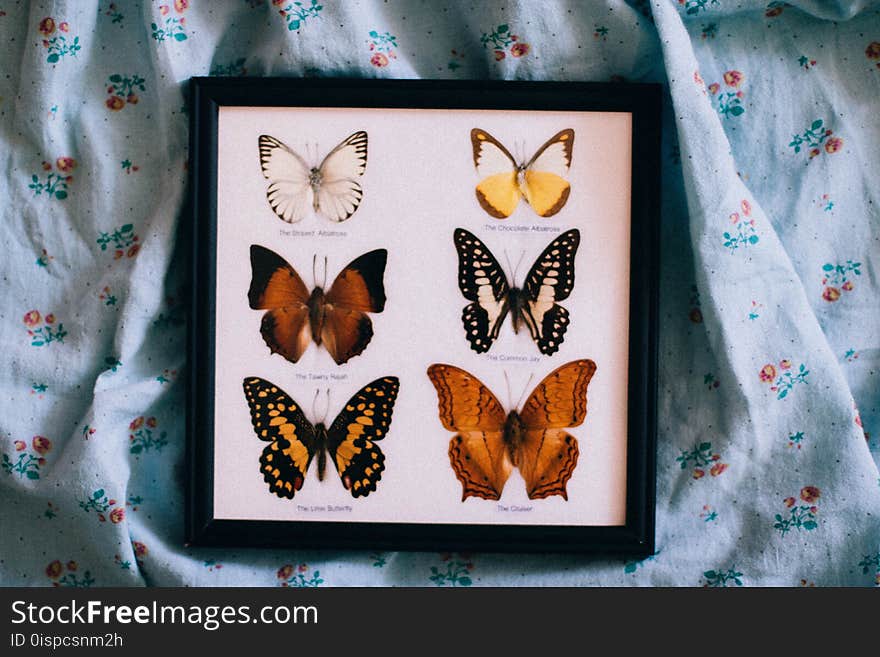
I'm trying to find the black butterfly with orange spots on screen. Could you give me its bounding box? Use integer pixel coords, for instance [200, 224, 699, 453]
[242, 376, 400, 499]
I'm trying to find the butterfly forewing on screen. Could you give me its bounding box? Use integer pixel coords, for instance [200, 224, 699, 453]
[454, 229, 510, 354]
[519, 359, 597, 430]
[259, 135, 314, 223]
[242, 377, 317, 499]
[470, 128, 519, 218]
[327, 376, 399, 498]
[522, 129, 574, 217]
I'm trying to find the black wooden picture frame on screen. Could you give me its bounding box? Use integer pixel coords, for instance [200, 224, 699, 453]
[186, 77, 660, 555]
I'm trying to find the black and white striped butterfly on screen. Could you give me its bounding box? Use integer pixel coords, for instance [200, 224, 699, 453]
[258, 131, 368, 223]
[453, 227, 580, 356]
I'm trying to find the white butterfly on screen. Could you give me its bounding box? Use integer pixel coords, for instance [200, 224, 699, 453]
[258, 131, 368, 223]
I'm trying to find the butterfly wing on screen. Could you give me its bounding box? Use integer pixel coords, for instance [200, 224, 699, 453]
[522, 129, 574, 217]
[248, 245, 313, 363]
[259, 135, 314, 223]
[427, 363, 511, 501]
[516, 359, 596, 500]
[326, 376, 399, 498]
[453, 228, 510, 354]
[470, 128, 520, 218]
[242, 377, 317, 499]
[520, 229, 580, 356]
[322, 249, 387, 365]
[315, 131, 368, 223]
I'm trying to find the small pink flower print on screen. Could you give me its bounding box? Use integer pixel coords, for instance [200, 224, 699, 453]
[298, 563, 308, 573]
[32, 436, 52, 455]
[783, 497, 795, 508]
[126, 93, 139, 105]
[272, 0, 285, 5]
[510, 43, 530, 58]
[709, 463, 728, 477]
[130, 416, 144, 430]
[44, 314, 55, 324]
[765, 6, 784, 17]
[759, 364, 777, 383]
[824, 137, 843, 154]
[146, 417, 157, 428]
[37, 457, 46, 466]
[55, 157, 76, 173]
[779, 359, 792, 371]
[13, 440, 26, 452]
[46, 560, 63, 579]
[729, 212, 740, 224]
[132, 541, 148, 557]
[693, 469, 705, 480]
[110, 507, 125, 524]
[277, 564, 293, 580]
[708, 82, 720, 95]
[694, 71, 704, 87]
[159, 5, 170, 16]
[59, 22, 69, 32]
[494, 50, 506, 61]
[723, 70, 744, 88]
[127, 244, 141, 258]
[174, 0, 189, 12]
[66, 561, 77, 572]
[689, 308, 703, 324]
[822, 286, 841, 302]
[23, 310, 41, 326]
[741, 199, 751, 216]
[370, 52, 389, 67]
[114, 249, 124, 260]
[39, 17, 56, 36]
[97, 513, 106, 522]
[841, 280, 854, 292]
[800, 486, 820, 503]
[809, 147, 820, 159]
[866, 42, 880, 60]
[41, 161, 52, 171]
[106, 96, 125, 111]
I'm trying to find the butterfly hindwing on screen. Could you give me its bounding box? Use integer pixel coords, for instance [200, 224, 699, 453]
[259, 134, 314, 224]
[522, 128, 574, 217]
[327, 376, 399, 498]
[518, 429, 580, 500]
[242, 377, 316, 499]
[453, 228, 509, 353]
[521, 229, 580, 356]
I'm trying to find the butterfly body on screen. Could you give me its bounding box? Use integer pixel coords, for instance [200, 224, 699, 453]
[471, 128, 574, 219]
[427, 360, 596, 501]
[248, 245, 387, 365]
[454, 228, 580, 355]
[243, 376, 399, 499]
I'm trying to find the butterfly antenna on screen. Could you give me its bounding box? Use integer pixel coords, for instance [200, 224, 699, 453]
[311, 389, 320, 423]
[321, 388, 331, 424]
[322, 255, 328, 289]
[312, 253, 318, 288]
[512, 250, 526, 285]
[502, 249, 516, 282]
[514, 373, 535, 412]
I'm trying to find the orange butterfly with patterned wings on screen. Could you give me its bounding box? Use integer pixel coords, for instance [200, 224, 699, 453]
[248, 245, 387, 366]
[427, 359, 597, 501]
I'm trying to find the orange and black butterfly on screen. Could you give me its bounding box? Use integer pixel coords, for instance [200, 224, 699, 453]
[471, 128, 574, 219]
[243, 376, 399, 499]
[247, 245, 387, 365]
[427, 360, 596, 501]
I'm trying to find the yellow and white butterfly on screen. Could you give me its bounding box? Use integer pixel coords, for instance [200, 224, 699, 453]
[470, 128, 574, 219]
[258, 131, 368, 223]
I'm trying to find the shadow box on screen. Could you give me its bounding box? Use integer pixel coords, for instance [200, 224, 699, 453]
[186, 77, 660, 555]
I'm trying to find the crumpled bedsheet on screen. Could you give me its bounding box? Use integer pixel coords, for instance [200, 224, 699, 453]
[1, 0, 878, 587]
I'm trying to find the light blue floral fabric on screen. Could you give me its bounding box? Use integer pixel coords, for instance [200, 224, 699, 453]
[1, 0, 878, 587]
